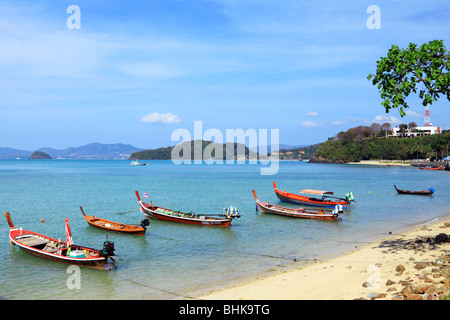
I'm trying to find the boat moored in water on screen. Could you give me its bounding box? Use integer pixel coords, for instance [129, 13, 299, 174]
[4, 212, 117, 270]
[130, 160, 147, 166]
[135, 191, 240, 227]
[418, 166, 443, 170]
[273, 182, 354, 209]
[253, 190, 342, 221]
[394, 185, 434, 196]
[80, 206, 149, 235]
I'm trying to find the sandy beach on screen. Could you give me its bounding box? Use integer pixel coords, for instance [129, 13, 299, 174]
[196, 216, 450, 300]
[347, 160, 411, 166]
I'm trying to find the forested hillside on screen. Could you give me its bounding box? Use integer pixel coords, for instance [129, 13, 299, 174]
[311, 125, 450, 163]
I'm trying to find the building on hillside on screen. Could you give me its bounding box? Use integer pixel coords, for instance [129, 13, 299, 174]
[389, 126, 441, 138]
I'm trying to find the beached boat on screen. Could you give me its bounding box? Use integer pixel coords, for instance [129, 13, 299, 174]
[272, 182, 353, 209]
[252, 190, 342, 221]
[418, 166, 443, 170]
[4, 212, 117, 270]
[80, 206, 149, 235]
[135, 191, 240, 227]
[394, 185, 434, 196]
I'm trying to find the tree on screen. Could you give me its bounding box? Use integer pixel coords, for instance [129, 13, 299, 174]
[408, 121, 417, 129]
[381, 122, 391, 131]
[368, 40, 450, 116]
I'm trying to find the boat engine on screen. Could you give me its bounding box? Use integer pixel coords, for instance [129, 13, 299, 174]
[101, 240, 115, 257]
[139, 218, 150, 228]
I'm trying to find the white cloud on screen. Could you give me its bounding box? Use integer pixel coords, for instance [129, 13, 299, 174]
[374, 115, 401, 125]
[331, 120, 347, 125]
[300, 120, 318, 127]
[141, 112, 182, 124]
[404, 110, 422, 118]
[306, 111, 319, 117]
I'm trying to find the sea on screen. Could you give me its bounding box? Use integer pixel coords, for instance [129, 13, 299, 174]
[0, 159, 449, 300]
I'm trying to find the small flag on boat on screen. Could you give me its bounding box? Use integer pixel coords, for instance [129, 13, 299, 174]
[332, 205, 343, 214]
[143, 192, 149, 199]
[345, 191, 354, 202]
[65, 218, 74, 247]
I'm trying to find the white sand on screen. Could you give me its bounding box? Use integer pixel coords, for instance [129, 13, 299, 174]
[196, 217, 450, 300]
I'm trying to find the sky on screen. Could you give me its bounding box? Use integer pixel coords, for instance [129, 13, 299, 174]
[0, 0, 449, 150]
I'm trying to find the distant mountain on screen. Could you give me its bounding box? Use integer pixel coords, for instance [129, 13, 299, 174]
[0, 143, 143, 159]
[38, 143, 143, 159]
[0, 148, 33, 159]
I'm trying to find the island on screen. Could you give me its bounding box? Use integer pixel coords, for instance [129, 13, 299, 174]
[29, 151, 52, 159]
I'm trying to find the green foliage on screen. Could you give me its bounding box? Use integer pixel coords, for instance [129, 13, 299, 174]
[368, 40, 450, 116]
[277, 143, 321, 160]
[129, 140, 254, 160]
[313, 126, 450, 163]
[29, 151, 52, 159]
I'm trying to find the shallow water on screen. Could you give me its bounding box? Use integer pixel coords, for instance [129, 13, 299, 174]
[0, 160, 449, 299]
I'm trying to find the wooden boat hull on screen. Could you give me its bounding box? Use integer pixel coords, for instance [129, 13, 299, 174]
[80, 207, 147, 235]
[5, 218, 116, 270]
[253, 190, 340, 221]
[5, 212, 115, 270]
[394, 185, 434, 195]
[419, 166, 443, 170]
[273, 182, 350, 209]
[135, 191, 233, 227]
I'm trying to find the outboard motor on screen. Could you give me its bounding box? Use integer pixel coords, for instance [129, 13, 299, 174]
[139, 218, 150, 228]
[102, 240, 115, 257]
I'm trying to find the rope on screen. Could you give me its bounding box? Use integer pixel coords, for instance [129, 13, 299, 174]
[114, 209, 139, 215]
[115, 274, 196, 299]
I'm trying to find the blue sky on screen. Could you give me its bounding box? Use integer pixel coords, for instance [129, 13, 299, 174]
[0, 0, 449, 150]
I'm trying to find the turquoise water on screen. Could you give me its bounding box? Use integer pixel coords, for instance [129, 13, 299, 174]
[0, 160, 449, 300]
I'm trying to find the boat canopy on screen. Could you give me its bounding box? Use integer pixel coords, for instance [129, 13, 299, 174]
[300, 189, 334, 195]
[223, 206, 240, 218]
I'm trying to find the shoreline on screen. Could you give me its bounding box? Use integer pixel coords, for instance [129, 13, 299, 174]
[347, 160, 411, 166]
[195, 214, 450, 300]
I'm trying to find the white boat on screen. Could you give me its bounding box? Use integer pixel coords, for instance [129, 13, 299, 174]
[130, 160, 147, 166]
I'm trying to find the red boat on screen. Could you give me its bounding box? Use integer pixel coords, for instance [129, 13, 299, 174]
[135, 191, 239, 227]
[273, 182, 353, 209]
[253, 190, 342, 221]
[419, 166, 443, 170]
[4, 212, 117, 270]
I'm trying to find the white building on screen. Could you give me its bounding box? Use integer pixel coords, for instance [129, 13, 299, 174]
[390, 126, 441, 138]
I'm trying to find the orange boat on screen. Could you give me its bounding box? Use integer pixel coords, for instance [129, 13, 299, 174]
[80, 207, 149, 235]
[418, 166, 443, 170]
[273, 182, 353, 209]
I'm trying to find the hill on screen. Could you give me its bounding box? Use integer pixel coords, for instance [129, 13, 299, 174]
[0, 148, 32, 159]
[276, 143, 321, 160]
[129, 140, 258, 160]
[29, 151, 52, 159]
[311, 126, 450, 163]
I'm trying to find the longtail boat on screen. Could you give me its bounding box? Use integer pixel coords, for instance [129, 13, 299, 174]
[4, 212, 117, 270]
[252, 190, 342, 221]
[418, 166, 443, 170]
[80, 206, 149, 235]
[135, 191, 240, 227]
[273, 182, 353, 209]
[394, 185, 434, 196]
